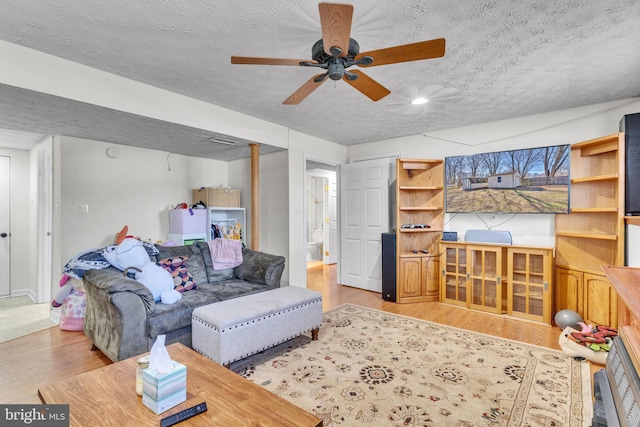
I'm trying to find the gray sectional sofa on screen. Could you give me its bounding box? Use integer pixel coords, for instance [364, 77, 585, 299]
[82, 241, 285, 362]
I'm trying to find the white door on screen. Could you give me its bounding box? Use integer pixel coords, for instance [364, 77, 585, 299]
[0, 156, 10, 296]
[324, 172, 338, 264]
[339, 158, 390, 292]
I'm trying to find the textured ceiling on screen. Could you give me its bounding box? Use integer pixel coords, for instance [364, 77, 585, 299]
[0, 0, 639, 159]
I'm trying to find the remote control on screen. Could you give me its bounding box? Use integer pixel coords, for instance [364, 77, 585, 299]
[160, 402, 207, 427]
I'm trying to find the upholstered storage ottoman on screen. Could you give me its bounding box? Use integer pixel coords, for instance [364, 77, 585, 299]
[191, 286, 322, 366]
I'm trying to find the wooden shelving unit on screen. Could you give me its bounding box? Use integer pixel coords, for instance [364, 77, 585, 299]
[554, 133, 625, 328]
[395, 158, 444, 303]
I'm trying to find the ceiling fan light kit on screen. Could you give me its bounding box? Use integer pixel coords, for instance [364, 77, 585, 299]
[411, 97, 429, 105]
[230, 2, 446, 105]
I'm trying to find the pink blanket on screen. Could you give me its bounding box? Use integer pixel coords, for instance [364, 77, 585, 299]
[207, 238, 243, 270]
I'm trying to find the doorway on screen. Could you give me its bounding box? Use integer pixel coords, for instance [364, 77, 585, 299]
[305, 163, 338, 266]
[305, 159, 338, 282]
[0, 133, 54, 340]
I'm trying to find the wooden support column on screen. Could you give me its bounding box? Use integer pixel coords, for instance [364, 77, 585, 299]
[250, 143, 260, 251]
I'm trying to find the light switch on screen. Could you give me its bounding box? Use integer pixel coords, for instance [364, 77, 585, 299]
[76, 205, 89, 215]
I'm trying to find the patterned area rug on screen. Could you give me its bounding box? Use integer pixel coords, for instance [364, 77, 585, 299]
[232, 304, 592, 426]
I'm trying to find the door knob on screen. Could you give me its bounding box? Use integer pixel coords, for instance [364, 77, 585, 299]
[0, 233, 7, 238]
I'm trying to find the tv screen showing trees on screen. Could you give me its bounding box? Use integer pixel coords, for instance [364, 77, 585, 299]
[445, 144, 570, 214]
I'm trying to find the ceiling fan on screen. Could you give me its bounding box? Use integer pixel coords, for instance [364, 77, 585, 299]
[231, 2, 446, 105]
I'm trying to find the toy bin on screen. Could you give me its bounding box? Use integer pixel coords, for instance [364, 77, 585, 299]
[169, 209, 207, 234]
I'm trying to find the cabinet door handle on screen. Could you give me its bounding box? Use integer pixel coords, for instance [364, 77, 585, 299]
[544, 281, 548, 291]
[0, 232, 7, 238]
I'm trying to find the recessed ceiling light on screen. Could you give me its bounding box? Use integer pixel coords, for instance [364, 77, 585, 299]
[411, 97, 429, 105]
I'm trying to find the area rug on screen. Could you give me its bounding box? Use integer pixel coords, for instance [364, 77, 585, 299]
[232, 304, 592, 426]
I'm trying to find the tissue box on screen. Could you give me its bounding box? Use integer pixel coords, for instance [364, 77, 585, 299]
[142, 362, 187, 414]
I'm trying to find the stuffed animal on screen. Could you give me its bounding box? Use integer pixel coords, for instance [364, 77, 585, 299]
[103, 236, 181, 305]
[52, 274, 79, 308]
[51, 274, 87, 331]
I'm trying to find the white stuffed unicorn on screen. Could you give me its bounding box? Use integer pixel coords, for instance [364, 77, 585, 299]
[103, 236, 181, 305]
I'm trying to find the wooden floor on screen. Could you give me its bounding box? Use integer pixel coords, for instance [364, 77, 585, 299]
[0, 263, 597, 404]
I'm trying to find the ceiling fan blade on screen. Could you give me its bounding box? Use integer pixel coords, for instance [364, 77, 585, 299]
[343, 70, 391, 102]
[231, 56, 317, 66]
[318, 3, 353, 57]
[283, 74, 327, 105]
[356, 38, 446, 67]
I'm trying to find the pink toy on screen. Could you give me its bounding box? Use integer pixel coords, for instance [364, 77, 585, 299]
[52, 274, 78, 307]
[577, 322, 594, 333]
[51, 274, 86, 331]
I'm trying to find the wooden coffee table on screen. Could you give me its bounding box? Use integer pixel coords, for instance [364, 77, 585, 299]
[38, 343, 322, 426]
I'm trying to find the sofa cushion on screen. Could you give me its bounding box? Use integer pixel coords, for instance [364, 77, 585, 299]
[157, 256, 197, 292]
[145, 279, 274, 338]
[155, 244, 207, 285]
[194, 242, 234, 282]
[234, 248, 285, 286]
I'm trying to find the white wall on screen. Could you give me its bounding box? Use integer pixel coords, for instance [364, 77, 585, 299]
[347, 98, 640, 249]
[228, 150, 290, 284]
[288, 131, 348, 287]
[0, 148, 34, 297]
[55, 136, 229, 291]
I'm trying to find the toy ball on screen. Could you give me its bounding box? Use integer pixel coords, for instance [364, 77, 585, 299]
[554, 309, 584, 330]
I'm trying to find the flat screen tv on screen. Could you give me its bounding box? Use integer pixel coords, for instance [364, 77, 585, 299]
[445, 144, 570, 214]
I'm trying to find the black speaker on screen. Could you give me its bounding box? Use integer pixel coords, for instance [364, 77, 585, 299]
[381, 232, 396, 302]
[620, 113, 640, 215]
[442, 231, 457, 242]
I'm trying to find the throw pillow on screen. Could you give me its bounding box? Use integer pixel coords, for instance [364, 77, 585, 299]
[157, 256, 197, 292]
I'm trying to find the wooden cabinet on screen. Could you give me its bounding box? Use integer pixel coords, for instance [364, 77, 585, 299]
[507, 247, 554, 324]
[554, 133, 624, 327]
[468, 245, 503, 314]
[395, 159, 444, 303]
[440, 243, 468, 307]
[555, 267, 583, 313]
[440, 241, 554, 324]
[555, 268, 618, 328]
[584, 273, 618, 328]
[398, 257, 440, 301]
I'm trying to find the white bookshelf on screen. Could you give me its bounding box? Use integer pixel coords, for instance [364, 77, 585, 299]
[207, 207, 245, 242]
